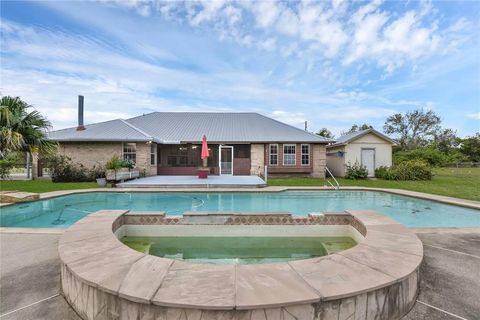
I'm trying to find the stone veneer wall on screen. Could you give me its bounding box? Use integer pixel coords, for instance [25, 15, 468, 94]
[61, 264, 418, 320]
[312, 144, 326, 178]
[250, 143, 265, 176]
[60, 210, 421, 320]
[57, 142, 156, 176]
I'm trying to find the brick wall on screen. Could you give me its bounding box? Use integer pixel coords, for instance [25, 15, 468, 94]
[264, 143, 326, 177]
[57, 141, 157, 176]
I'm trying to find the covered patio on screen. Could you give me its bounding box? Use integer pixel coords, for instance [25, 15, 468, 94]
[116, 175, 266, 188]
[156, 143, 251, 176]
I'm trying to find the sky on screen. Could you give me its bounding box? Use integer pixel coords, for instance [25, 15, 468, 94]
[1, 0, 479, 137]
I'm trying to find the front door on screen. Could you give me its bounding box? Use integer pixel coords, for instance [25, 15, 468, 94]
[361, 148, 375, 177]
[220, 146, 233, 175]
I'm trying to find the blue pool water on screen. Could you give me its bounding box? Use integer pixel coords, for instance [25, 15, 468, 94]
[0, 191, 479, 228]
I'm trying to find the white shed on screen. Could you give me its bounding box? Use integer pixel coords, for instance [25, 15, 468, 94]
[326, 129, 397, 177]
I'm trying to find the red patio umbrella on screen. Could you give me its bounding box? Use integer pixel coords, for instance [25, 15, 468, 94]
[201, 135, 209, 167]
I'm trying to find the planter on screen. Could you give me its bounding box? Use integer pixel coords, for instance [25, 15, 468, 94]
[197, 169, 209, 179]
[96, 178, 107, 187]
[106, 168, 139, 181]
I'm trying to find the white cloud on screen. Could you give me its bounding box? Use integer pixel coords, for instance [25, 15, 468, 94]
[269, 110, 306, 127]
[467, 112, 480, 120]
[116, 0, 470, 73]
[2, 2, 476, 135]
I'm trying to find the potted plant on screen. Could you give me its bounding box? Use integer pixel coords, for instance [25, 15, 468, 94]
[105, 155, 123, 180]
[91, 165, 107, 187]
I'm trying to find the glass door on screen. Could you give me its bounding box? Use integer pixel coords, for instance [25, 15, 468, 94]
[219, 146, 233, 175]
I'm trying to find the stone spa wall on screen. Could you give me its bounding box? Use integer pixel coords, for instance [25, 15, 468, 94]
[59, 210, 422, 320]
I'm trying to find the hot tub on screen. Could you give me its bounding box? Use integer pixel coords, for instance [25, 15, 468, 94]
[59, 210, 422, 320]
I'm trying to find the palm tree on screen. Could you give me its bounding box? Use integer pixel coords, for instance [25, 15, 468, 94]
[0, 96, 57, 159]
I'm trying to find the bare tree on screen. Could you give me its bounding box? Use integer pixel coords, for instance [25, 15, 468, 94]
[383, 109, 441, 150]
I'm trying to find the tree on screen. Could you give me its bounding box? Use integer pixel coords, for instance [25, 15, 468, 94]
[343, 123, 373, 135]
[383, 109, 441, 150]
[433, 128, 459, 154]
[459, 133, 480, 162]
[0, 96, 56, 159]
[317, 128, 334, 139]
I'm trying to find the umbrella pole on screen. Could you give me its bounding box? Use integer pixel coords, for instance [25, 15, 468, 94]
[202, 158, 208, 168]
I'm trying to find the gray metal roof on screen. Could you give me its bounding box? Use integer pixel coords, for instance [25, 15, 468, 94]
[49, 112, 332, 144]
[328, 128, 397, 147]
[48, 119, 153, 142]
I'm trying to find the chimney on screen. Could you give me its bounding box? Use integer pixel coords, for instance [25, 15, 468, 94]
[76, 95, 86, 131]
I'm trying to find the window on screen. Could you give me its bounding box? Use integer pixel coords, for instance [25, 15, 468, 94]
[150, 143, 157, 165]
[283, 144, 296, 165]
[301, 144, 310, 165]
[123, 143, 136, 163]
[269, 144, 278, 165]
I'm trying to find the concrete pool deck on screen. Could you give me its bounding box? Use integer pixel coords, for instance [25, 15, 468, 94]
[1, 227, 478, 319]
[116, 175, 267, 188]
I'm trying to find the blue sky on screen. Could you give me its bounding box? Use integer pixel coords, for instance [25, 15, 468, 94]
[1, 0, 479, 137]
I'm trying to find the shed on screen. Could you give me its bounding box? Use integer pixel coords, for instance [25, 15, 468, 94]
[326, 129, 397, 177]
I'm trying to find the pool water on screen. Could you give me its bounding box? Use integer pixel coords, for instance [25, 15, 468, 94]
[1, 191, 479, 228]
[121, 236, 357, 264]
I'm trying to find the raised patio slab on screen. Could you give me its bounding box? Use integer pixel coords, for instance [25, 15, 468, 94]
[116, 175, 267, 188]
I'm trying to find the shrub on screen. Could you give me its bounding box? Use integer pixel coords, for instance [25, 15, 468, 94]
[393, 147, 447, 167]
[105, 155, 123, 170]
[345, 162, 368, 180]
[45, 155, 90, 182]
[105, 155, 135, 170]
[90, 165, 106, 179]
[0, 159, 15, 179]
[374, 166, 389, 179]
[378, 160, 432, 181]
[120, 159, 135, 170]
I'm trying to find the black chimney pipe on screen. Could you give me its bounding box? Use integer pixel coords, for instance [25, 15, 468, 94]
[76, 95, 85, 131]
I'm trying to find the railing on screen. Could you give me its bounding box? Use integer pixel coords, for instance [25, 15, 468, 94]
[325, 167, 340, 190]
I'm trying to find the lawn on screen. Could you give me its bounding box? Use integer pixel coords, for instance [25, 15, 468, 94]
[0, 180, 98, 193]
[268, 167, 480, 202]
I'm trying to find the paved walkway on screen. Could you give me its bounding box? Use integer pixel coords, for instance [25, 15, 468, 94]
[116, 175, 266, 188]
[0, 229, 478, 319]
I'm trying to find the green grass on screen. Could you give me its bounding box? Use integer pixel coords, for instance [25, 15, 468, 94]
[268, 167, 480, 202]
[0, 180, 98, 193]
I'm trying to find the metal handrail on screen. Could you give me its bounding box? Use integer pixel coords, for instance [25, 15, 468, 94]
[325, 167, 340, 190]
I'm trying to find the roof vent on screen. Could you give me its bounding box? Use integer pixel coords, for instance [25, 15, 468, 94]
[76, 95, 86, 131]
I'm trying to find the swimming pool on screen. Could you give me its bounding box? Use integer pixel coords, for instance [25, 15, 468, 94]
[1, 191, 479, 228]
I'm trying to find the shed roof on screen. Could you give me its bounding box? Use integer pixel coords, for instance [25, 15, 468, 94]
[328, 128, 397, 147]
[48, 112, 332, 144]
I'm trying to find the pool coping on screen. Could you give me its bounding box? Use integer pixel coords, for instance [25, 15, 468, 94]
[1, 186, 479, 211]
[59, 209, 422, 319]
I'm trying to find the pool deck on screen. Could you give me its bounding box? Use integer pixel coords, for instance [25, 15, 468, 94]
[1, 227, 478, 319]
[116, 175, 267, 188]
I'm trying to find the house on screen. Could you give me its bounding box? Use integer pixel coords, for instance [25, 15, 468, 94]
[326, 128, 397, 177]
[47, 98, 332, 178]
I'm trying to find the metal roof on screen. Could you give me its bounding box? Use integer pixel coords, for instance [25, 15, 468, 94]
[47, 119, 153, 142]
[328, 128, 397, 147]
[49, 112, 333, 144]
